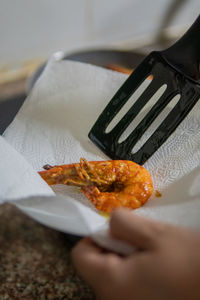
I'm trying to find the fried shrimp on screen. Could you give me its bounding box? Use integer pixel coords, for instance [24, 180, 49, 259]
[39, 158, 153, 213]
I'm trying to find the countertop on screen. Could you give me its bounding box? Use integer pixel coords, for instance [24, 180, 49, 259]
[0, 203, 94, 299]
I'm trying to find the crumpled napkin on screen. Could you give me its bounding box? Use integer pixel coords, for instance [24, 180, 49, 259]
[2, 58, 200, 254]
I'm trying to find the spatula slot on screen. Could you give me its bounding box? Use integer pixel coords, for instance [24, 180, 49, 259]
[105, 76, 153, 134]
[130, 93, 181, 153]
[118, 84, 167, 143]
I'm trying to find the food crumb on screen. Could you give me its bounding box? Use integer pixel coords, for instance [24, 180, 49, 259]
[43, 164, 53, 170]
[100, 212, 110, 220]
[155, 190, 162, 197]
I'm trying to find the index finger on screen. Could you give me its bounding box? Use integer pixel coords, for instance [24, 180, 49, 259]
[71, 237, 122, 283]
[71, 237, 104, 266]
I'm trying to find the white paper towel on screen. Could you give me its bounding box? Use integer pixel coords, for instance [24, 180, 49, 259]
[2, 59, 200, 254]
[0, 135, 54, 202]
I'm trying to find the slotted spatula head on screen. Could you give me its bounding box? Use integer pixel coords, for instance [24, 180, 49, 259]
[89, 15, 200, 165]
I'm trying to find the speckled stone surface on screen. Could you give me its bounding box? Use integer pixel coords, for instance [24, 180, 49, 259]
[0, 203, 95, 300]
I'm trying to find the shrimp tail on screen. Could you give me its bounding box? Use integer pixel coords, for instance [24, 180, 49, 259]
[39, 162, 86, 187]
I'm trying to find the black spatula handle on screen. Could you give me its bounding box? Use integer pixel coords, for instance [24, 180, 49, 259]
[161, 14, 200, 84]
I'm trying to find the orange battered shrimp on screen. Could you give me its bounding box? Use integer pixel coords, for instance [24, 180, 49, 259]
[38, 158, 153, 213]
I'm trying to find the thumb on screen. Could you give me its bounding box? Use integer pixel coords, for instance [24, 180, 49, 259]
[110, 208, 164, 250]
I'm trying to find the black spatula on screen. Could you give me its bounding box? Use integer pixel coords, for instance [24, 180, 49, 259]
[89, 15, 200, 165]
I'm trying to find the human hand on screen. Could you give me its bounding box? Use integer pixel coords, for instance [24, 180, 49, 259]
[71, 208, 200, 300]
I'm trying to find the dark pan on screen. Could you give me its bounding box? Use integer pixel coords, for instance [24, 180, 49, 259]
[27, 49, 145, 92]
